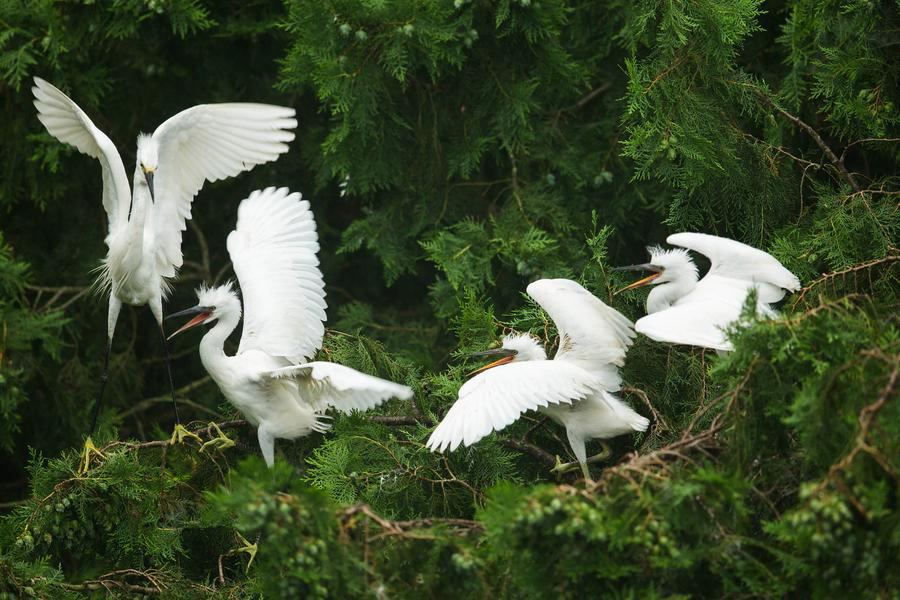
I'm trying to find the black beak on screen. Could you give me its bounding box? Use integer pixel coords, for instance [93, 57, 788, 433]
[165, 305, 212, 321]
[612, 263, 662, 273]
[467, 347, 518, 359]
[143, 170, 155, 202]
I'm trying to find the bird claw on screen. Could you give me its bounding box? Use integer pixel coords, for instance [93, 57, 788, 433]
[234, 532, 258, 572]
[199, 422, 235, 454]
[78, 436, 106, 475]
[169, 424, 203, 445]
[550, 454, 577, 477]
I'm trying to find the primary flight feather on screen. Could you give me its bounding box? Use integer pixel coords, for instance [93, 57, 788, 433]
[167, 187, 413, 467]
[32, 77, 297, 461]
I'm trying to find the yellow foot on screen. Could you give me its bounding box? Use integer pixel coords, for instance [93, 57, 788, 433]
[78, 436, 106, 475]
[550, 454, 578, 478]
[169, 423, 203, 445]
[234, 532, 258, 572]
[199, 422, 235, 454]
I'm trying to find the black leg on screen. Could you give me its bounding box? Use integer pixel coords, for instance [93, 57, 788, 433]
[88, 341, 112, 436]
[159, 324, 180, 424]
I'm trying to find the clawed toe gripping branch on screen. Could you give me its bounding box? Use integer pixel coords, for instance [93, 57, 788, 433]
[199, 422, 236, 454]
[550, 443, 612, 483]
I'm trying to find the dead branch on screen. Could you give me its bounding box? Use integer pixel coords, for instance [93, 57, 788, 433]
[792, 253, 899, 307]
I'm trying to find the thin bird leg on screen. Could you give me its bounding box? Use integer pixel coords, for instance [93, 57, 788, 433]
[80, 341, 112, 474]
[232, 531, 260, 573]
[159, 324, 180, 423]
[550, 442, 612, 479]
[199, 422, 236, 454]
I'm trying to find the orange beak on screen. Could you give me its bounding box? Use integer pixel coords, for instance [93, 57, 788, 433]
[165, 305, 213, 340]
[465, 348, 517, 377]
[615, 271, 661, 294]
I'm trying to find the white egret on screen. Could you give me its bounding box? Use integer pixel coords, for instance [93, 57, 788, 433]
[615, 232, 801, 351]
[426, 279, 649, 482]
[167, 187, 414, 468]
[31, 77, 298, 466]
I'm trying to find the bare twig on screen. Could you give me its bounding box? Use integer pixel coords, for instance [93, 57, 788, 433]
[500, 438, 557, 467]
[754, 90, 861, 192]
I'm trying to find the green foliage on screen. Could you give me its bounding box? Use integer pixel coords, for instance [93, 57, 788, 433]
[0, 0, 898, 597]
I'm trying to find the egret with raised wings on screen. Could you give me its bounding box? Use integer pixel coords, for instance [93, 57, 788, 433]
[32, 77, 297, 465]
[615, 232, 800, 351]
[426, 279, 649, 482]
[167, 187, 413, 468]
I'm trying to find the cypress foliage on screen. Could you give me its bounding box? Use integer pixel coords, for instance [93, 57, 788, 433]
[0, 0, 897, 597]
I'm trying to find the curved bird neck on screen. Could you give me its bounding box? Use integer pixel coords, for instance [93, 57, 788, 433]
[647, 270, 698, 313]
[198, 307, 242, 375]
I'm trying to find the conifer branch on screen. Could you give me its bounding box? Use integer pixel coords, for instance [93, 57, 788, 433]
[753, 90, 862, 192]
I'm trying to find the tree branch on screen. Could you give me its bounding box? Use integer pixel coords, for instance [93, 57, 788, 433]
[754, 90, 861, 192]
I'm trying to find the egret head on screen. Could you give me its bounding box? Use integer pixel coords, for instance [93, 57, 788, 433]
[466, 333, 545, 376]
[614, 246, 698, 293]
[136, 134, 158, 200]
[166, 282, 241, 339]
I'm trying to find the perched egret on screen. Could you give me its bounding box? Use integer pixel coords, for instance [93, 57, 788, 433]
[615, 232, 801, 351]
[31, 77, 297, 465]
[167, 187, 413, 467]
[426, 279, 649, 482]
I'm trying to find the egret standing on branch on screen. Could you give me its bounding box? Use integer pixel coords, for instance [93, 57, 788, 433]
[31, 77, 298, 469]
[167, 187, 413, 468]
[615, 232, 800, 352]
[426, 279, 649, 482]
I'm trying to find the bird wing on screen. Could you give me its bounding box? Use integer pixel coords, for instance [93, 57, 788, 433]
[228, 187, 326, 363]
[151, 103, 297, 277]
[526, 278, 636, 389]
[31, 77, 130, 236]
[667, 232, 800, 294]
[426, 360, 602, 452]
[265, 362, 413, 414]
[634, 275, 769, 351]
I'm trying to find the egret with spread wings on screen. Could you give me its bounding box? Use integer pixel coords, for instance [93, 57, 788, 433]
[426, 279, 649, 482]
[167, 187, 413, 468]
[615, 232, 800, 351]
[32, 77, 298, 466]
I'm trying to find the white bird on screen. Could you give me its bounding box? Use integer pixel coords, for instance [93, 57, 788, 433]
[426, 279, 649, 482]
[166, 187, 413, 468]
[615, 232, 801, 351]
[31, 77, 298, 462]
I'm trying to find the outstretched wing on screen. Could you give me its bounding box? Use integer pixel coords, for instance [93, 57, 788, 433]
[426, 360, 602, 452]
[635, 275, 773, 351]
[31, 77, 130, 236]
[526, 278, 635, 390]
[266, 362, 413, 413]
[667, 232, 800, 294]
[228, 187, 326, 363]
[152, 103, 297, 277]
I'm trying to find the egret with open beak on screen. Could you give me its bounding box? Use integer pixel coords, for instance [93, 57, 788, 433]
[426, 279, 649, 483]
[614, 233, 801, 351]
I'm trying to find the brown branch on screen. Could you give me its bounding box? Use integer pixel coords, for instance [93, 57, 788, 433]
[117, 376, 216, 419]
[500, 438, 557, 467]
[624, 385, 670, 433]
[754, 90, 861, 192]
[791, 253, 900, 308]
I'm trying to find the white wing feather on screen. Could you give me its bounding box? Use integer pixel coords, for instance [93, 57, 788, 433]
[635, 275, 774, 351]
[31, 77, 130, 236]
[426, 361, 603, 452]
[228, 187, 326, 362]
[152, 103, 297, 277]
[667, 232, 800, 295]
[526, 279, 636, 389]
[266, 362, 413, 414]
